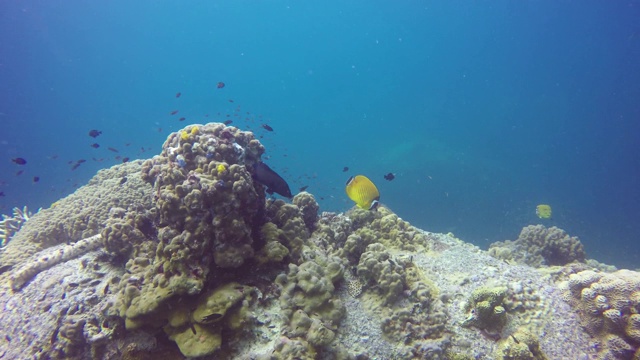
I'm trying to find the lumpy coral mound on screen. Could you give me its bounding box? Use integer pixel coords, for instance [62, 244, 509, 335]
[114, 123, 268, 329]
[488, 224, 586, 267]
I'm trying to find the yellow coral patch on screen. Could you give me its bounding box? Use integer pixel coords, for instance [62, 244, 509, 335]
[180, 130, 189, 141]
[191, 126, 199, 135]
[217, 164, 227, 173]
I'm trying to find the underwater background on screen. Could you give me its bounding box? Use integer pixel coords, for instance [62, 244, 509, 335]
[1, 1, 638, 268]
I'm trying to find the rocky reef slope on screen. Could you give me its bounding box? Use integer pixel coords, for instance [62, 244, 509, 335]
[1, 123, 638, 360]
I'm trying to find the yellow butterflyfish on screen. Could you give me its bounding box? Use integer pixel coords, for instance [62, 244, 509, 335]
[536, 204, 552, 219]
[346, 175, 380, 210]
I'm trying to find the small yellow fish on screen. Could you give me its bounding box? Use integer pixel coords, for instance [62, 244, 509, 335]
[345, 175, 380, 210]
[536, 204, 552, 219]
[217, 164, 227, 173]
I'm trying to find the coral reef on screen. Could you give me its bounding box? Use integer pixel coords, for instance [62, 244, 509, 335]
[115, 123, 266, 331]
[0, 122, 604, 360]
[562, 269, 640, 359]
[489, 225, 586, 267]
[0, 161, 154, 271]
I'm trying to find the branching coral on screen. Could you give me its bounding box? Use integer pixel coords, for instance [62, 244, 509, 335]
[0, 206, 38, 247]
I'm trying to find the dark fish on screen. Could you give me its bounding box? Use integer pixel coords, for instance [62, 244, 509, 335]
[252, 162, 292, 198]
[77, 159, 87, 164]
[179, 117, 186, 121]
[176, 92, 181, 98]
[90, 143, 100, 148]
[107, 147, 119, 153]
[299, 185, 309, 192]
[16, 170, 24, 176]
[217, 82, 225, 89]
[262, 124, 274, 131]
[342, 166, 349, 172]
[384, 172, 395, 181]
[228, 99, 234, 103]
[71, 163, 81, 171]
[12, 158, 27, 165]
[170, 110, 179, 115]
[224, 120, 233, 125]
[33, 176, 40, 183]
[89, 129, 102, 138]
[0, 192, 4, 197]
[122, 157, 130, 163]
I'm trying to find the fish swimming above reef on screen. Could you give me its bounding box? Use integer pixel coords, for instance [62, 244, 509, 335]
[346, 175, 380, 210]
[11, 158, 27, 165]
[384, 172, 395, 181]
[90, 143, 100, 148]
[262, 124, 274, 132]
[342, 166, 349, 172]
[88, 129, 102, 138]
[536, 204, 552, 219]
[252, 162, 292, 198]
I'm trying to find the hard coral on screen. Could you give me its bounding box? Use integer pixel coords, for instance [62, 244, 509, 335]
[563, 269, 640, 359]
[489, 225, 586, 267]
[462, 286, 508, 333]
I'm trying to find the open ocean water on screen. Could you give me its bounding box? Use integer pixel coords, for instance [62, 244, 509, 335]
[1, 1, 638, 268]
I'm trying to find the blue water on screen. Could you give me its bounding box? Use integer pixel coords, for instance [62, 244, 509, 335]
[1, 1, 639, 268]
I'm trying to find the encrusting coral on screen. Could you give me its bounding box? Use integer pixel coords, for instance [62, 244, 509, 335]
[489, 225, 586, 267]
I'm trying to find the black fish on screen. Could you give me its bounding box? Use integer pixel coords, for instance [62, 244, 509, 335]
[89, 129, 102, 138]
[252, 162, 292, 198]
[342, 166, 349, 172]
[33, 176, 40, 183]
[262, 124, 274, 131]
[12, 158, 27, 165]
[122, 157, 130, 163]
[224, 120, 233, 125]
[0, 192, 4, 197]
[90, 143, 100, 148]
[299, 185, 309, 192]
[384, 172, 395, 181]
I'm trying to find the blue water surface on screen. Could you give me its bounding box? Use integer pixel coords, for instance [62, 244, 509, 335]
[1, 1, 639, 268]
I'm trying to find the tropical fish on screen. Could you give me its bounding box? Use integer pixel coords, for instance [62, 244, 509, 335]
[536, 204, 552, 219]
[170, 110, 179, 115]
[299, 185, 309, 192]
[176, 92, 181, 98]
[342, 166, 349, 172]
[217, 82, 225, 89]
[345, 175, 380, 210]
[11, 158, 27, 165]
[252, 162, 292, 198]
[262, 124, 274, 131]
[122, 157, 130, 163]
[107, 147, 119, 153]
[90, 143, 100, 148]
[33, 176, 40, 183]
[224, 120, 233, 125]
[88, 129, 102, 138]
[384, 172, 395, 181]
[179, 117, 186, 121]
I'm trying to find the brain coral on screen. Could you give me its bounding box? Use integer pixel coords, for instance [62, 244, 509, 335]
[563, 269, 640, 359]
[489, 225, 586, 267]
